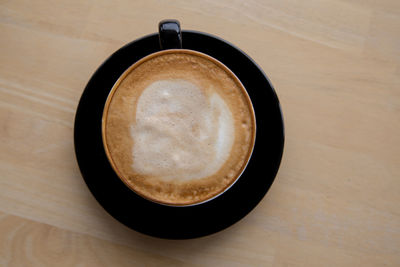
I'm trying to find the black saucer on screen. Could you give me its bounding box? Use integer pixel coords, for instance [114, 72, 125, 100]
[74, 30, 284, 239]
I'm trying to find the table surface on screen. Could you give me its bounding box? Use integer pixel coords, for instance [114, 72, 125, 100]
[1, 0, 399, 266]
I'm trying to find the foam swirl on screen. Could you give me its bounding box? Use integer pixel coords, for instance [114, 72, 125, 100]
[131, 79, 234, 181]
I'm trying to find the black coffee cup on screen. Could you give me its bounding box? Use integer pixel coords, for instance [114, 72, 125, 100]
[74, 19, 284, 239]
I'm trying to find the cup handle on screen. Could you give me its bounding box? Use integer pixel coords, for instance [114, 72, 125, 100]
[158, 19, 182, 50]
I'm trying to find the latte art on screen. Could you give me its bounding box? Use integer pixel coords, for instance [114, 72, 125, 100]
[131, 79, 235, 181]
[103, 50, 256, 205]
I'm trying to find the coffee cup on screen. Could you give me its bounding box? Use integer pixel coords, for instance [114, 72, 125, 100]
[102, 20, 256, 206]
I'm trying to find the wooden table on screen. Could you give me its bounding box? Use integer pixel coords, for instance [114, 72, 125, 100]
[1, 0, 399, 266]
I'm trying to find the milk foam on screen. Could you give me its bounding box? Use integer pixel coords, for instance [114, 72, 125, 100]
[130, 79, 234, 181]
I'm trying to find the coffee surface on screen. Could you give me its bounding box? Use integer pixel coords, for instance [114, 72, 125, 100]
[103, 50, 255, 205]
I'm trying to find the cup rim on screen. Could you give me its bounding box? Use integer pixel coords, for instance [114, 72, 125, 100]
[101, 48, 257, 207]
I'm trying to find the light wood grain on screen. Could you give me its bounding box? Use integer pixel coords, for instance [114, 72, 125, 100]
[1, 0, 399, 266]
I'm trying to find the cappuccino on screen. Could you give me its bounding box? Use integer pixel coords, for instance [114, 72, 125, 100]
[102, 50, 255, 205]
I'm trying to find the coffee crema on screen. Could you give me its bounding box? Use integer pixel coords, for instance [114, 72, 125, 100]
[102, 49, 256, 205]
